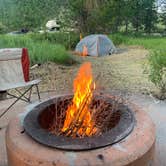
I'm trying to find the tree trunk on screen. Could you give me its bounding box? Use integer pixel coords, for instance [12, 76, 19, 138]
[125, 18, 128, 33]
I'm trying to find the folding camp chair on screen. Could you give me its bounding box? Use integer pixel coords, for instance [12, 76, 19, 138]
[0, 48, 41, 119]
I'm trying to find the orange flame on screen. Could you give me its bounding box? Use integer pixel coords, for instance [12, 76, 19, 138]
[82, 45, 88, 56]
[62, 62, 96, 136]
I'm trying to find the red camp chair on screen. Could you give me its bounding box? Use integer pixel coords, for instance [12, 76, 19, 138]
[0, 48, 41, 119]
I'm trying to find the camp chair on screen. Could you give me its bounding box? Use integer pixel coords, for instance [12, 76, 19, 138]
[0, 48, 41, 119]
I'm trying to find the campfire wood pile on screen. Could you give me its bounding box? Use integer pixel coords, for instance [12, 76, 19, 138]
[39, 93, 123, 138]
[39, 62, 125, 138]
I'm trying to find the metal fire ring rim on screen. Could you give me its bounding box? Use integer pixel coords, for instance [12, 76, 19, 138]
[23, 94, 135, 151]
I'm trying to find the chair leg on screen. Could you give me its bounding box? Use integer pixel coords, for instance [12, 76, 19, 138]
[28, 86, 33, 102]
[35, 84, 41, 101]
[0, 86, 33, 119]
[15, 89, 31, 102]
[7, 92, 29, 103]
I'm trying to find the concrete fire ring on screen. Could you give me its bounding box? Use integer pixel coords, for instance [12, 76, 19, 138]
[6, 103, 155, 166]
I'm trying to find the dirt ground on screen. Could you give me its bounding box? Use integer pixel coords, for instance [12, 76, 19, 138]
[31, 46, 156, 95]
[0, 47, 165, 166]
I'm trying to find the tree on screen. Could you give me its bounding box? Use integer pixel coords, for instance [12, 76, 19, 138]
[0, 0, 69, 31]
[130, 0, 144, 32]
[68, 0, 108, 33]
[67, 0, 159, 34]
[13, 0, 48, 30]
[160, 2, 166, 31]
[143, 0, 158, 33]
[0, 0, 16, 30]
[123, 0, 133, 33]
[0, 0, 160, 34]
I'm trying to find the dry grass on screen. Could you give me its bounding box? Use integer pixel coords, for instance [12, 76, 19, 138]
[31, 47, 156, 95]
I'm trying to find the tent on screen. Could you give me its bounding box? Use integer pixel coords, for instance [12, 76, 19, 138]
[75, 34, 117, 56]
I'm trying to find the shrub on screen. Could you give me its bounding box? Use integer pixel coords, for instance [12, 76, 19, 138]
[0, 22, 7, 34]
[149, 51, 166, 98]
[109, 34, 127, 45]
[29, 32, 80, 49]
[0, 35, 76, 65]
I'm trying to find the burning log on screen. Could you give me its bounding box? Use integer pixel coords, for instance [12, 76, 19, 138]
[47, 62, 126, 138]
[61, 62, 96, 137]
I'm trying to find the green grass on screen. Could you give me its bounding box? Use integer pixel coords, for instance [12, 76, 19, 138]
[149, 51, 166, 91]
[29, 32, 80, 49]
[109, 33, 166, 98]
[110, 33, 166, 51]
[0, 35, 76, 65]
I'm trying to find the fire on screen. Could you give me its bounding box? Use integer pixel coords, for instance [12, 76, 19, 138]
[82, 45, 88, 56]
[62, 62, 96, 137]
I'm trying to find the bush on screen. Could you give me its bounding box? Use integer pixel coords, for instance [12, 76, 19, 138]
[149, 51, 166, 98]
[0, 22, 7, 34]
[29, 32, 80, 49]
[0, 35, 76, 65]
[109, 34, 127, 45]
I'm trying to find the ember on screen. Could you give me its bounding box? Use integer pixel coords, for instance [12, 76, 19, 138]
[62, 62, 96, 137]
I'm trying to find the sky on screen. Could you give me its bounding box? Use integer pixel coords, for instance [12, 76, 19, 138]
[158, 0, 166, 5]
[157, 0, 166, 13]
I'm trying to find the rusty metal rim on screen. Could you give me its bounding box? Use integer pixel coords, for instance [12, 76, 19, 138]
[23, 94, 135, 151]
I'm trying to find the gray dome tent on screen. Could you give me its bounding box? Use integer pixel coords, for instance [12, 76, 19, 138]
[75, 34, 117, 56]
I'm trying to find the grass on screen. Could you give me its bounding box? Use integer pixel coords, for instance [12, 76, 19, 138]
[110, 33, 166, 51]
[110, 33, 166, 98]
[1, 32, 165, 66]
[0, 34, 76, 65]
[29, 32, 80, 49]
[149, 51, 166, 93]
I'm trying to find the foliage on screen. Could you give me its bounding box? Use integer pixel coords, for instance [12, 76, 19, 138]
[0, 0, 67, 30]
[0, 35, 76, 65]
[161, 13, 166, 31]
[13, 0, 54, 30]
[0, 0, 165, 34]
[29, 32, 80, 49]
[107, 0, 129, 32]
[109, 33, 127, 45]
[148, 51, 166, 95]
[0, 0, 16, 29]
[109, 33, 166, 51]
[142, 0, 158, 33]
[109, 33, 166, 97]
[160, 3, 166, 31]
[67, 0, 158, 34]
[0, 22, 7, 34]
[68, 0, 128, 33]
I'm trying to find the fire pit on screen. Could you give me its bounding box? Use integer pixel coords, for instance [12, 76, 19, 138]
[6, 62, 155, 166]
[23, 93, 135, 151]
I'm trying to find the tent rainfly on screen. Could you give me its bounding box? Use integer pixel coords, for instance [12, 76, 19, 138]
[75, 34, 117, 57]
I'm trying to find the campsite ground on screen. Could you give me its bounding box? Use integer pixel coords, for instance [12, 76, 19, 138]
[0, 46, 165, 166]
[31, 46, 156, 96]
[0, 91, 166, 166]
